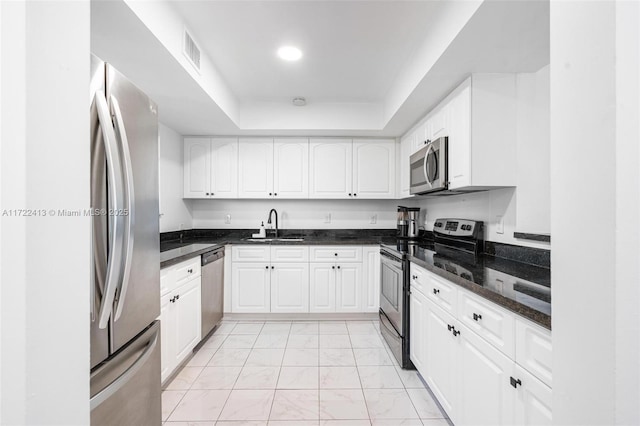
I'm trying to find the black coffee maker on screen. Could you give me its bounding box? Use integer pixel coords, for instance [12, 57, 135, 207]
[397, 206, 420, 239]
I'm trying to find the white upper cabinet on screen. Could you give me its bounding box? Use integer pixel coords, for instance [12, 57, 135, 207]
[353, 140, 396, 199]
[183, 137, 211, 198]
[309, 138, 396, 199]
[184, 137, 238, 198]
[309, 138, 353, 198]
[238, 138, 274, 198]
[447, 74, 517, 190]
[273, 138, 309, 198]
[238, 137, 308, 198]
[210, 138, 238, 198]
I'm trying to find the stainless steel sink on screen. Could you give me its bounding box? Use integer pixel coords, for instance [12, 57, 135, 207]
[242, 237, 304, 242]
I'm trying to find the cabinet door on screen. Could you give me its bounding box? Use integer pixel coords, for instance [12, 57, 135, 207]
[159, 293, 174, 383]
[232, 263, 270, 313]
[210, 137, 238, 198]
[174, 278, 202, 365]
[183, 137, 211, 198]
[309, 263, 336, 312]
[457, 322, 516, 426]
[399, 135, 415, 199]
[514, 365, 553, 426]
[447, 78, 471, 189]
[352, 140, 396, 199]
[273, 138, 308, 199]
[238, 138, 274, 198]
[271, 262, 310, 313]
[335, 263, 363, 312]
[362, 247, 380, 313]
[424, 300, 458, 421]
[409, 288, 427, 373]
[309, 139, 352, 198]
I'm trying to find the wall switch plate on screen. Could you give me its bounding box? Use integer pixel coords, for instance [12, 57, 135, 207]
[496, 215, 504, 234]
[225, 214, 231, 224]
[370, 214, 377, 224]
[324, 213, 331, 224]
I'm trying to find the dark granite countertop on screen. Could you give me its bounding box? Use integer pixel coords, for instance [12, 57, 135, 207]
[160, 229, 397, 268]
[161, 229, 551, 329]
[392, 242, 551, 329]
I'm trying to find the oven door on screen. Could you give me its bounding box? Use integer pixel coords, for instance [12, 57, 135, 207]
[379, 250, 404, 335]
[410, 137, 448, 195]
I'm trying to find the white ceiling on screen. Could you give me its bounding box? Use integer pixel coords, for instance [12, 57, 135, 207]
[91, 0, 550, 137]
[170, 1, 442, 104]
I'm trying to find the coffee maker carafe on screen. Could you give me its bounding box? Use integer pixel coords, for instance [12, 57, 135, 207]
[397, 207, 408, 238]
[397, 206, 421, 239]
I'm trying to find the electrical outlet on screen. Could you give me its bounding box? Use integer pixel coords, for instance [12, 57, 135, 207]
[324, 213, 331, 224]
[496, 215, 504, 234]
[225, 214, 231, 224]
[179, 223, 185, 230]
[370, 214, 377, 224]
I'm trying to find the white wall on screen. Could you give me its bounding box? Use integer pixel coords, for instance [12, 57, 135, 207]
[0, 1, 90, 424]
[191, 199, 398, 230]
[159, 123, 193, 232]
[551, 1, 640, 424]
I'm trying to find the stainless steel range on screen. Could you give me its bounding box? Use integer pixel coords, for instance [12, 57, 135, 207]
[379, 218, 484, 369]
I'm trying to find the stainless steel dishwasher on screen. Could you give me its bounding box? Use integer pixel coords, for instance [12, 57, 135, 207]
[201, 247, 224, 339]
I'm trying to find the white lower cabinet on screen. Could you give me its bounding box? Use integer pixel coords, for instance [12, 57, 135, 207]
[309, 263, 336, 312]
[410, 261, 552, 426]
[231, 263, 271, 313]
[335, 263, 363, 312]
[423, 298, 458, 420]
[270, 262, 310, 313]
[362, 247, 381, 313]
[160, 259, 202, 384]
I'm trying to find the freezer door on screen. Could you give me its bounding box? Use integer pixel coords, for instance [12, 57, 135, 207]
[106, 63, 161, 352]
[91, 321, 161, 426]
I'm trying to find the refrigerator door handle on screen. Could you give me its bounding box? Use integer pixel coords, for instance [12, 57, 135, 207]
[94, 90, 126, 329]
[90, 325, 159, 410]
[110, 95, 135, 322]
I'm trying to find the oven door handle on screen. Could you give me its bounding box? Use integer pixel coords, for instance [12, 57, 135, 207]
[379, 310, 401, 337]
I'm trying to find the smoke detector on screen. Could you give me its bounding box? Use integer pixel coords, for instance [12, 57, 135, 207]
[292, 97, 307, 106]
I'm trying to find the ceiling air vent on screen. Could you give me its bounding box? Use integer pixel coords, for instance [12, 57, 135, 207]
[183, 29, 201, 72]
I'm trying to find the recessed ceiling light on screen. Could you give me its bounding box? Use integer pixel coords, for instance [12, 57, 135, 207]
[292, 97, 306, 106]
[277, 46, 302, 61]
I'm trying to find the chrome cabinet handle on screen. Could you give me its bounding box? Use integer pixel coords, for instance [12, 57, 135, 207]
[94, 90, 125, 329]
[432, 288, 440, 295]
[473, 313, 482, 321]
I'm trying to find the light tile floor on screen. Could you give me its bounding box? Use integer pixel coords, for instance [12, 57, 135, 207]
[163, 320, 451, 426]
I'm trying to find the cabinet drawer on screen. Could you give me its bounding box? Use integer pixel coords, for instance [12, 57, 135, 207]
[516, 317, 552, 388]
[310, 246, 363, 262]
[271, 245, 309, 262]
[410, 262, 429, 296]
[174, 257, 201, 286]
[232, 245, 271, 262]
[425, 270, 458, 316]
[458, 290, 515, 359]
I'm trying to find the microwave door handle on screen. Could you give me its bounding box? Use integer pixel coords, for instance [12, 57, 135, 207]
[423, 145, 434, 188]
[110, 95, 135, 322]
[94, 91, 126, 329]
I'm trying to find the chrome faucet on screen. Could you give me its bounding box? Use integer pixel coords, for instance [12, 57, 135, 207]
[267, 209, 278, 238]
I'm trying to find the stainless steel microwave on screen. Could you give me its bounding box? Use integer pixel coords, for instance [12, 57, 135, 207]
[410, 136, 448, 195]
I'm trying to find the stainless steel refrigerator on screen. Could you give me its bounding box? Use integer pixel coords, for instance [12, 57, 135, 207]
[89, 55, 161, 426]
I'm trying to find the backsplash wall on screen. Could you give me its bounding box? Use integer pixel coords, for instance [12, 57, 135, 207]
[190, 199, 398, 230]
